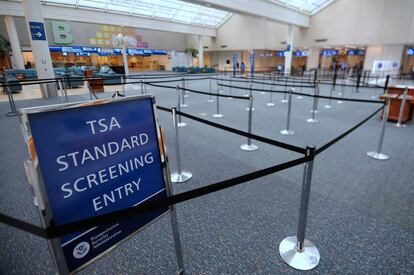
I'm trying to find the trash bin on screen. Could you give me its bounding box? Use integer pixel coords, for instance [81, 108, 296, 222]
[40, 83, 58, 98]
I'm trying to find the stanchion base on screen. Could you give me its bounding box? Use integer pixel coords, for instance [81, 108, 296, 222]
[184, 95, 189, 98]
[266, 102, 275, 106]
[260, 92, 266, 95]
[281, 99, 288, 103]
[245, 108, 255, 111]
[297, 96, 303, 99]
[307, 118, 318, 123]
[171, 171, 192, 183]
[367, 151, 389, 160]
[180, 104, 188, 108]
[337, 92, 342, 96]
[337, 100, 343, 104]
[7, 112, 19, 117]
[177, 122, 187, 127]
[280, 130, 295, 135]
[227, 97, 233, 99]
[324, 105, 332, 109]
[310, 110, 321, 114]
[207, 99, 214, 103]
[279, 236, 320, 271]
[212, 114, 224, 118]
[243, 94, 249, 97]
[240, 144, 258, 151]
[396, 123, 407, 128]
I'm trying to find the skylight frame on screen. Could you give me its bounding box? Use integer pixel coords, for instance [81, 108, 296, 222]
[41, 0, 232, 28]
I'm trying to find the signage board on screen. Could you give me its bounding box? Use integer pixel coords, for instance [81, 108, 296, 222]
[407, 48, 414, 56]
[29, 21, 47, 41]
[250, 50, 254, 76]
[20, 96, 169, 273]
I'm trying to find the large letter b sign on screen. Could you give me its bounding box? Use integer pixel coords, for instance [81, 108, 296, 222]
[51, 20, 74, 44]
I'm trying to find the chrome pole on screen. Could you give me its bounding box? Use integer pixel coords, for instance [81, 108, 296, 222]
[140, 80, 144, 95]
[207, 76, 214, 102]
[267, 79, 275, 106]
[171, 107, 192, 183]
[281, 78, 288, 103]
[297, 76, 303, 99]
[279, 146, 320, 271]
[176, 85, 186, 127]
[310, 81, 320, 114]
[240, 95, 258, 151]
[212, 86, 223, 118]
[324, 84, 333, 108]
[281, 89, 295, 135]
[367, 99, 390, 160]
[396, 87, 408, 127]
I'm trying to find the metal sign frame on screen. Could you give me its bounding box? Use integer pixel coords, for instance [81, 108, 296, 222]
[19, 95, 182, 274]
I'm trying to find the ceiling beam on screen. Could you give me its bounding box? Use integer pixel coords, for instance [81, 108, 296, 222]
[0, 1, 217, 36]
[182, 0, 310, 27]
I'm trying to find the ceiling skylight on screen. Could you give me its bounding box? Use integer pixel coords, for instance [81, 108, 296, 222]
[41, 0, 232, 28]
[267, 0, 336, 15]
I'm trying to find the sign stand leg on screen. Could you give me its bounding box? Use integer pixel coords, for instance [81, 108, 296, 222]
[164, 172, 185, 275]
[6, 85, 19, 117]
[280, 146, 320, 270]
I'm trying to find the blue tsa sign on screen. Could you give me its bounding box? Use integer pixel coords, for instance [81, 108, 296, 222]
[20, 96, 168, 273]
[29, 21, 46, 41]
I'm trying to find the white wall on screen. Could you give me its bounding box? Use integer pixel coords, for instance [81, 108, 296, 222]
[299, 0, 414, 47]
[188, 14, 299, 51]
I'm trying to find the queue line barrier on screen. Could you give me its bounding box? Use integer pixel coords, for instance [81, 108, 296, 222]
[0, 72, 398, 271]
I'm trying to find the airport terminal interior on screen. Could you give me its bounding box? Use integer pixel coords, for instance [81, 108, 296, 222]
[0, 0, 413, 274]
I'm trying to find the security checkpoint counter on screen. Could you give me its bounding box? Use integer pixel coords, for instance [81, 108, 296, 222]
[380, 86, 414, 122]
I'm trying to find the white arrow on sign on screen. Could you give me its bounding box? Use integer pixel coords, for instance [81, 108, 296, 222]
[35, 32, 42, 38]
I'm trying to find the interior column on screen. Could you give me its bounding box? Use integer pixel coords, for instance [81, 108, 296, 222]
[284, 24, 294, 75]
[198, 35, 204, 68]
[4, 16, 25, 70]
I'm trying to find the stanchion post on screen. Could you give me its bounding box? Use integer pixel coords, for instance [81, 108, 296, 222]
[396, 87, 408, 127]
[212, 86, 223, 118]
[240, 95, 258, 151]
[367, 100, 390, 160]
[297, 76, 303, 99]
[140, 80, 144, 95]
[170, 107, 192, 183]
[281, 78, 288, 103]
[121, 75, 125, 96]
[143, 73, 148, 94]
[267, 79, 275, 106]
[310, 81, 320, 115]
[246, 81, 255, 111]
[207, 76, 214, 102]
[176, 85, 186, 127]
[280, 89, 295, 135]
[279, 145, 320, 271]
[324, 84, 333, 109]
[307, 86, 319, 123]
